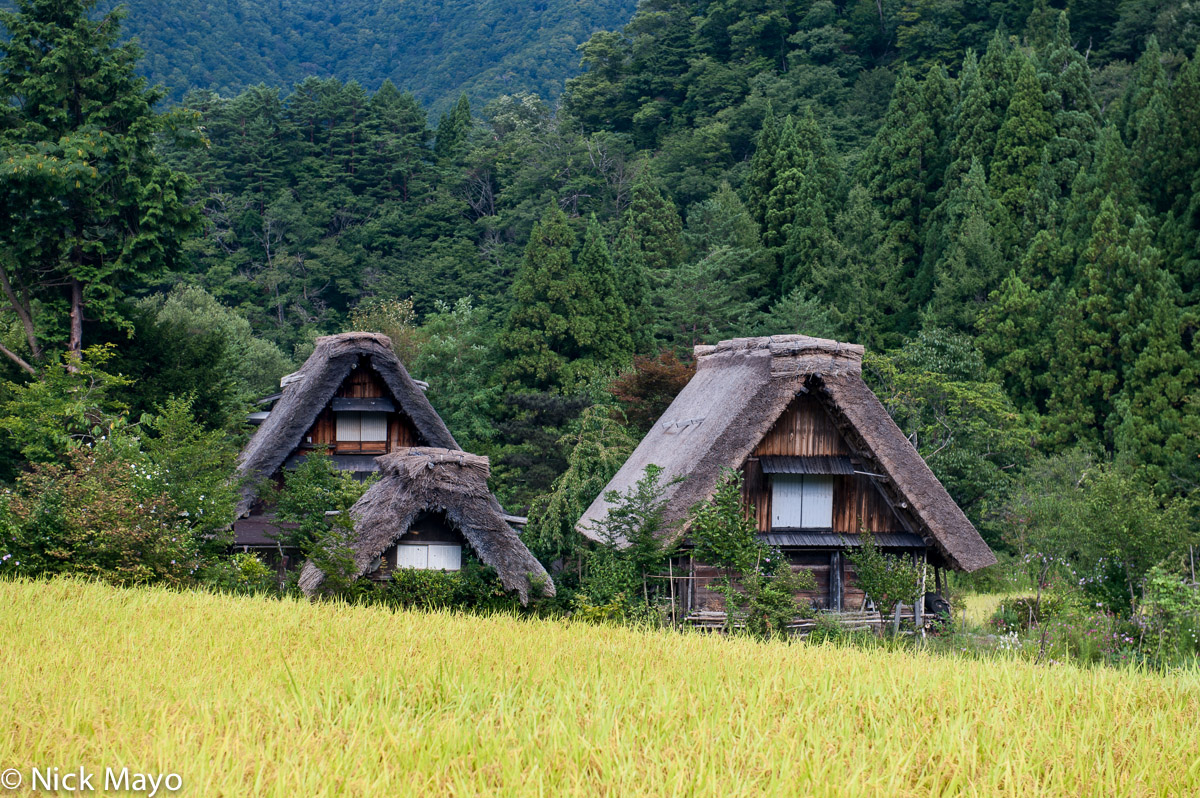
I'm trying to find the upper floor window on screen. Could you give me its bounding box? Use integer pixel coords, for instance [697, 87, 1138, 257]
[772, 475, 834, 529]
[336, 411, 388, 443]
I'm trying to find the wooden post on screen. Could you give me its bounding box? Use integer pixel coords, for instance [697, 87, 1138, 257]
[688, 553, 695, 616]
[669, 558, 677, 628]
[892, 601, 902, 637]
[829, 551, 843, 612]
[915, 551, 927, 633]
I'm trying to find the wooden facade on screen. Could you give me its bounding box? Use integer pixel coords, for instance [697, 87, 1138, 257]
[691, 393, 926, 615]
[297, 356, 421, 457]
[742, 395, 904, 535]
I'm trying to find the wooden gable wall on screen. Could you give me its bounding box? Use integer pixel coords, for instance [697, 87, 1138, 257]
[742, 394, 904, 534]
[297, 357, 421, 457]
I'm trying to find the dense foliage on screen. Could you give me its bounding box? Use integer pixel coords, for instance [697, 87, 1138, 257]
[100, 0, 639, 112]
[1, 0, 1198, 661]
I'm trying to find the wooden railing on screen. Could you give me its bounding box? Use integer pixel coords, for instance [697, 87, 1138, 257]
[684, 608, 927, 636]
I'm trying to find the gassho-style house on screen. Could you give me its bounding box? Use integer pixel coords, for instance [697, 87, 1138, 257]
[231, 332, 552, 604]
[577, 334, 996, 625]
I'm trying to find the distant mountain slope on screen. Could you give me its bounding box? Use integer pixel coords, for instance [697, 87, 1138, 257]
[103, 0, 638, 111]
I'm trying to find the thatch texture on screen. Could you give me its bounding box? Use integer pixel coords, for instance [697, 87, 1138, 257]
[818, 375, 997, 572]
[298, 448, 554, 603]
[235, 332, 459, 517]
[576, 334, 996, 572]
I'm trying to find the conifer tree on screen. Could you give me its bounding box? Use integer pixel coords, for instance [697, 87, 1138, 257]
[762, 116, 805, 251]
[1061, 125, 1139, 277]
[1038, 13, 1100, 200]
[684, 181, 761, 257]
[434, 93, 472, 161]
[0, 0, 198, 371]
[990, 57, 1054, 225]
[1119, 36, 1166, 138]
[1112, 281, 1200, 492]
[575, 215, 633, 368]
[762, 110, 837, 259]
[975, 270, 1054, 412]
[780, 172, 834, 296]
[924, 159, 1004, 332]
[1156, 48, 1200, 217]
[498, 204, 580, 391]
[859, 68, 938, 331]
[808, 185, 898, 350]
[1046, 199, 1167, 449]
[921, 62, 957, 191]
[943, 31, 1020, 190]
[613, 172, 683, 343]
[745, 105, 781, 231]
[364, 81, 432, 203]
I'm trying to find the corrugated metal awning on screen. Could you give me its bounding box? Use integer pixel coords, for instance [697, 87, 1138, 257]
[330, 397, 396, 412]
[759, 455, 855, 475]
[763, 532, 926, 549]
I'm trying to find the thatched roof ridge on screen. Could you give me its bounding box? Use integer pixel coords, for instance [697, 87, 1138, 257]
[235, 332, 459, 516]
[576, 335, 996, 572]
[298, 448, 554, 603]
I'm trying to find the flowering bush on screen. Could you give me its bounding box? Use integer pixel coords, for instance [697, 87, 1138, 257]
[0, 440, 197, 586]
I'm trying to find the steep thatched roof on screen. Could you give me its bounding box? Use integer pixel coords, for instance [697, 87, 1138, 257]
[576, 335, 996, 572]
[298, 448, 554, 603]
[235, 332, 458, 517]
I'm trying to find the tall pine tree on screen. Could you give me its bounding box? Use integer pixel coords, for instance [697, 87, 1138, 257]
[0, 0, 198, 369]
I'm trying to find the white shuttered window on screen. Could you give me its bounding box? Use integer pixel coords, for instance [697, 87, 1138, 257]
[336, 411, 388, 442]
[394, 543, 462, 572]
[771, 475, 834, 529]
[772, 476, 806, 528]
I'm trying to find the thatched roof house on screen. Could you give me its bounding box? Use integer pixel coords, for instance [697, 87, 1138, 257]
[233, 332, 460, 543]
[298, 448, 554, 603]
[578, 334, 995, 616]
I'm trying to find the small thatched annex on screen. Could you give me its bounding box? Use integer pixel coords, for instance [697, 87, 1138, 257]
[298, 448, 554, 604]
[577, 334, 996, 618]
[233, 331, 460, 552]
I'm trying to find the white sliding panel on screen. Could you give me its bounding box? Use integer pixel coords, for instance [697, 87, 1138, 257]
[427, 544, 462, 571]
[360, 412, 388, 442]
[801, 476, 834, 529]
[336, 411, 361, 442]
[772, 475, 806, 528]
[395, 544, 428, 569]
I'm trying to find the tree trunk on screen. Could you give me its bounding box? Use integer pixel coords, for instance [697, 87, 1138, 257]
[67, 278, 84, 370]
[0, 261, 41, 368]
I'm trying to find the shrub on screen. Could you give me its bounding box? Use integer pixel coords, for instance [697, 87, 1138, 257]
[0, 440, 196, 586]
[581, 464, 679, 618]
[689, 468, 815, 639]
[200, 552, 276, 595]
[380, 555, 515, 612]
[844, 534, 923, 620]
[1139, 564, 1200, 659]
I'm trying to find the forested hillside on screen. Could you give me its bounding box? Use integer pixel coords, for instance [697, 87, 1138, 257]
[98, 0, 638, 110]
[1, 0, 1198, 632]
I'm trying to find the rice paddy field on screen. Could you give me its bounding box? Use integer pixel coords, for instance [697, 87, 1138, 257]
[3, 579, 1199, 797]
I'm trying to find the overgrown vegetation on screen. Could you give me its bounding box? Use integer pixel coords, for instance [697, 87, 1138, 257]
[690, 469, 817, 638]
[0, 0, 1198, 669]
